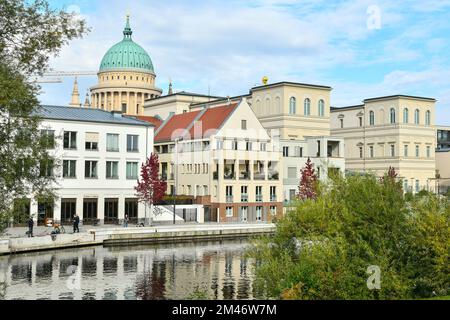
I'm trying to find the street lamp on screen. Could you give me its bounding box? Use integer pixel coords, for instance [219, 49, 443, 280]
[173, 138, 179, 225]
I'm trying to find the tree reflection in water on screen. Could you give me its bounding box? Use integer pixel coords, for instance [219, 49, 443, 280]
[135, 261, 167, 300]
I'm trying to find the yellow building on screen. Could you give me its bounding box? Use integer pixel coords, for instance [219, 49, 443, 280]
[331, 95, 437, 193]
[89, 16, 162, 115]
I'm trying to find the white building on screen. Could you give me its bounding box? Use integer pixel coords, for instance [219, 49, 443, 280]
[26, 105, 154, 226]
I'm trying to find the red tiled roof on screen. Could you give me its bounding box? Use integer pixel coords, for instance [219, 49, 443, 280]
[155, 110, 201, 142]
[135, 116, 163, 130]
[154, 102, 239, 142]
[189, 103, 238, 139]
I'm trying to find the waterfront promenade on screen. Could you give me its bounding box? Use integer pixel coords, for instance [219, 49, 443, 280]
[0, 223, 275, 255]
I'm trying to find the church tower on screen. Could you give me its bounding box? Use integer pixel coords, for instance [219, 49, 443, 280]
[69, 77, 81, 107]
[89, 15, 162, 115]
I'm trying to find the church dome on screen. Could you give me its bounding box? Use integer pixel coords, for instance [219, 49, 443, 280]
[99, 16, 154, 73]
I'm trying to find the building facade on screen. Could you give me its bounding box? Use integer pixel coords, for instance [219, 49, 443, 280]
[89, 16, 162, 115]
[147, 99, 284, 223]
[331, 95, 437, 193]
[20, 106, 154, 226]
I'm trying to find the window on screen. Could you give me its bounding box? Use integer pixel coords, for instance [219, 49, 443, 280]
[289, 97, 296, 114]
[256, 206, 263, 221]
[61, 199, 76, 224]
[390, 145, 395, 157]
[426, 146, 431, 158]
[318, 100, 325, 117]
[107, 134, 119, 152]
[121, 103, 127, 113]
[246, 141, 252, 151]
[369, 146, 374, 158]
[390, 108, 396, 124]
[40, 159, 54, 177]
[127, 135, 139, 152]
[85, 161, 98, 178]
[256, 186, 263, 202]
[63, 160, 76, 178]
[63, 131, 77, 149]
[104, 198, 119, 224]
[403, 180, 408, 192]
[232, 140, 238, 150]
[226, 207, 233, 217]
[106, 161, 119, 179]
[270, 186, 276, 201]
[241, 186, 248, 202]
[415, 180, 420, 193]
[294, 146, 303, 157]
[404, 145, 409, 157]
[85, 132, 99, 150]
[283, 146, 289, 157]
[425, 110, 431, 125]
[241, 120, 247, 130]
[416, 145, 420, 158]
[304, 98, 311, 116]
[359, 147, 363, 158]
[369, 111, 375, 126]
[40, 130, 55, 149]
[340, 118, 344, 128]
[359, 117, 363, 127]
[125, 198, 138, 222]
[270, 206, 277, 216]
[415, 109, 420, 124]
[403, 108, 409, 123]
[260, 143, 267, 151]
[83, 199, 98, 222]
[287, 167, 297, 179]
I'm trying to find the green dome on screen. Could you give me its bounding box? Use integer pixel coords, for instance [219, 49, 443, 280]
[99, 17, 154, 73]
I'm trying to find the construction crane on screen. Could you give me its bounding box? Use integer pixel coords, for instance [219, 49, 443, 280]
[32, 70, 97, 84]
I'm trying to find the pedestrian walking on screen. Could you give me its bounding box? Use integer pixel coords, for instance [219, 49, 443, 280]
[73, 214, 80, 233]
[124, 214, 129, 228]
[27, 216, 34, 237]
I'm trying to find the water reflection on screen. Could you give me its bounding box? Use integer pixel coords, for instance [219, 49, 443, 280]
[0, 240, 259, 300]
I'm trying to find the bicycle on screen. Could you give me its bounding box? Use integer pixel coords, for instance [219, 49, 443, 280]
[52, 222, 66, 234]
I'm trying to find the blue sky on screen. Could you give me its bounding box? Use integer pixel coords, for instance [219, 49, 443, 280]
[40, 0, 450, 124]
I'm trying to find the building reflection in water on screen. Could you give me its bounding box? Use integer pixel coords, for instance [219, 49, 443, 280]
[0, 239, 258, 300]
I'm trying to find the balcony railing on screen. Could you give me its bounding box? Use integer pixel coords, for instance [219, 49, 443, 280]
[256, 194, 263, 202]
[226, 196, 233, 203]
[254, 173, 266, 180]
[268, 172, 279, 180]
[224, 173, 235, 180]
[239, 172, 250, 180]
[241, 194, 248, 202]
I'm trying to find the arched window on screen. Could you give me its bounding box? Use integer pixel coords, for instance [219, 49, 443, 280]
[318, 99, 325, 117]
[390, 108, 396, 124]
[425, 110, 431, 125]
[369, 111, 375, 126]
[304, 98, 311, 116]
[403, 108, 409, 123]
[289, 97, 296, 115]
[415, 109, 420, 124]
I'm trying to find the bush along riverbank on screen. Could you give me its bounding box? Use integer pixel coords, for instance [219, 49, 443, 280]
[250, 171, 450, 300]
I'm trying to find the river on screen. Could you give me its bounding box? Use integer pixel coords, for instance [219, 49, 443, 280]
[0, 239, 262, 300]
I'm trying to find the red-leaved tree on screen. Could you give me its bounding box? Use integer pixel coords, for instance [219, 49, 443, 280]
[298, 158, 318, 200]
[135, 153, 167, 225]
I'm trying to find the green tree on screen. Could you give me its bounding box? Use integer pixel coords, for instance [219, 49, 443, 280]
[0, 0, 88, 230]
[250, 171, 449, 300]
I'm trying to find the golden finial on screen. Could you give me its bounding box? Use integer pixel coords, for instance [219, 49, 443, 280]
[262, 76, 269, 85]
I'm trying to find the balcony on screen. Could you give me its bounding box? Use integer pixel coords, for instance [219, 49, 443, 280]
[256, 194, 263, 202]
[239, 171, 250, 180]
[254, 173, 266, 180]
[268, 171, 279, 180]
[241, 194, 248, 202]
[226, 196, 233, 203]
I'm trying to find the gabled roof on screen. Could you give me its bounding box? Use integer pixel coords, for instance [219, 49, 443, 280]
[155, 110, 202, 142]
[154, 102, 240, 143]
[135, 116, 163, 130]
[35, 105, 153, 127]
[189, 103, 238, 139]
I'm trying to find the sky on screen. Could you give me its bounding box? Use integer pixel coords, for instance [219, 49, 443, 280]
[40, 0, 450, 124]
